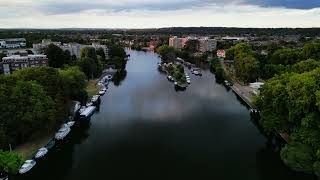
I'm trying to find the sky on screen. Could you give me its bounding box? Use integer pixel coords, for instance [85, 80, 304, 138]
[0, 0, 319, 28]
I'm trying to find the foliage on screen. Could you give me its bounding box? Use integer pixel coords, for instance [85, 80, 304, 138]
[45, 44, 70, 68]
[302, 42, 320, 60]
[261, 64, 287, 79]
[156, 45, 176, 62]
[77, 57, 100, 79]
[78, 47, 103, 79]
[269, 48, 302, 65]
[0, 151, 24, 174]
[280, 143, 314, 173]
[80, 47, 97, 60]
[256, 67, 320, 176]
[184, 39, 199, 53]
[96, 47, 106, 62]
[291, 59, 320, 74]
[106, 45, 127, 69]
[59, 66, 87, 102]
[0, 66, 87, 151]
[232, 43, 260, 83]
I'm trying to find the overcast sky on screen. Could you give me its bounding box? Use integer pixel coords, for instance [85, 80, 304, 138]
[0, 0, 319, 28]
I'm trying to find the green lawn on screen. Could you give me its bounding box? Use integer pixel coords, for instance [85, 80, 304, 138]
[86, 79, 99, 98]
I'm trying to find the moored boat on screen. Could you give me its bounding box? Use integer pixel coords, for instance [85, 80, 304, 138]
[55, 126, 71, 140]
[34, 147, 48, 159]
[79, 106, 96, 120]
[19, 160, 36, 174]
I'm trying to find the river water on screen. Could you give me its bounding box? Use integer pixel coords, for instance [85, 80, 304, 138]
[16, 50, 314, 180]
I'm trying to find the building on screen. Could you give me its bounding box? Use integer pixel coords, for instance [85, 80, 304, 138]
[0, 38, 26, 49]
[33, 40, 109, 59]
[1, 54, 48, 75]
[217, 50, 226, 58]
[199, 38, 217, 52]
[169, 36, 187, 49]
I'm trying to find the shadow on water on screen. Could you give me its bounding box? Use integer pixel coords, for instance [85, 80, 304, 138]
[112, 69, 127, 86]
[13, 123, 91, 180]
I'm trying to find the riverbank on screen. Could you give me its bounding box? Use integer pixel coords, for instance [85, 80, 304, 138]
[14, 133, 54, 159]
[86, 79, 99, 98]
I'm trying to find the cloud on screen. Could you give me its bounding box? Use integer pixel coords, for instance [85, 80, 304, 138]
[247, 0, 320, 9]
[0, 0, 319, 28]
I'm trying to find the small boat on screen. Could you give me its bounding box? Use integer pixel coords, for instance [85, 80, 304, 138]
[91, 95, 101, 106]
[66, 121, 75, 127]
[34, 147, 48, 159]
[19, 160, 36, 174]
[174, 82, 178, 85]
[79, 106, 86, 114]
[79, 106, 96, 120]
[98, 90, 106, 96]
[187, 80, 191, 84]
[167, 76, 174, 81]
[86, 102, 93, 107]
[55, 126, 71, 140]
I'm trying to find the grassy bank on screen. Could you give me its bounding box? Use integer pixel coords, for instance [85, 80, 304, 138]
[14, 133, 54, 159]
[86, 79, 99, 98]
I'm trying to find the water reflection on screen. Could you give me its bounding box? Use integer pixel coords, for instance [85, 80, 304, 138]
[15, 50, 316, 180]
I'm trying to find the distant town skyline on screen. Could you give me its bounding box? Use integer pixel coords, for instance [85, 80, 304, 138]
[0, 0, 319, 28]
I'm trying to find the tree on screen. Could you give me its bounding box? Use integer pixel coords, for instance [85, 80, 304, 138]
[45, 44, 66, 68]
[59, 66, 87, 101]
[156, 45, 176, 62]
[108, 45, 126, 59]
[80, 47, 97, 61]
[302, 42, 320, 61]
[291, 59, 320, 74]
[280, 143, 314, 173]
[270, 48, 302, 65]
[0, 151, 24, 174]
[77, 57, 99, 79]
[184, 39, 199, 53]
[234, 49, 260, 83]
[96, 47, 106, 62]
[63, 50, 72, 65]
[261, 64, 287, 79]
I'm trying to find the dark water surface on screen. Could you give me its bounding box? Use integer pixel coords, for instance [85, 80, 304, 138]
[16, 50, 314, 180]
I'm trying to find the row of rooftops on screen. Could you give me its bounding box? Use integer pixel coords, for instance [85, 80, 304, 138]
[1, 54, 48, 63]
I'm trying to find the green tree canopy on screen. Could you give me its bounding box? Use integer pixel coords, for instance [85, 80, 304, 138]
[156, 45, 176, 62]
[45, 44, 66, 68]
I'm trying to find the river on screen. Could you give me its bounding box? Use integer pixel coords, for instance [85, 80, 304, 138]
[16, 50, 314, 180]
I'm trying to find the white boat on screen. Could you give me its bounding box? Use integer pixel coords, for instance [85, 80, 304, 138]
[34, 147, 48, 159]
[55, 126, 71, 140]
[79, 106, 86, 114]
[80, 106, 96, 120]
[174, 82, 178, 85]
[86, 102, 93, 107]
[66, 121, 75, 127]
[98, 90, 106, 96]
[187, 80, 191, 84]
[19, 160, 36, 174]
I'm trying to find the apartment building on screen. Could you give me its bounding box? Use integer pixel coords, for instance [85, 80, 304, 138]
[169, 36, 187, 49]
[199, 38, 217, 53]
[1, 54, 48, 75]
[0, 38, 27, 49]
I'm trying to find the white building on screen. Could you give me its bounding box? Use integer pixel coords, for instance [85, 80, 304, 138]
[33, 40, 109, 59]
[0, 38, 26, 49]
